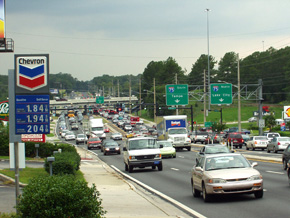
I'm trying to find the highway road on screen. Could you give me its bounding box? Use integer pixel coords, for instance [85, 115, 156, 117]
[1, 115, 283, 217]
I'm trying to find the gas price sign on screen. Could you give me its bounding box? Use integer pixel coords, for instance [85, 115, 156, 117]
[15, 95, 50, 134]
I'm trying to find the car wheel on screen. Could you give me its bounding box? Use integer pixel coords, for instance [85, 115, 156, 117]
[158, 163, 163, 171]
[273, 146, 277, 153]
[267, 146, 270, 153]
[202, 183, 211, 202]
[128, 165, 134, 173]
[191, 179, 200, 198]
[283, 160, 287, 170]
[239, 145, 242, 149]
[125, 163, 128, 171]
[187, 146, 191, 151]
[104, 152, 107, 155]
[246, 146, 249, 150]
[173, 154, 176, 158]
[254, 190, 263, 199]
[252, 146, 255, 151]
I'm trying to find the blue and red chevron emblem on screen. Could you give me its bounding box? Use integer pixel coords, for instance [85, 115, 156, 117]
[16, 61, 47, 91]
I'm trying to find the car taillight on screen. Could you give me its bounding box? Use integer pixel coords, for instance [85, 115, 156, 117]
[255, 141, 257, 144]
[278, 142, 281, 145]
[242, 139, 244, 142]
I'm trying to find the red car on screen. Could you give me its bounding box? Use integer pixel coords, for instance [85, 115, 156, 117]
[87, 137, 102, 150]
[227, 133, 244, 149]
[104, 127, 110, 133]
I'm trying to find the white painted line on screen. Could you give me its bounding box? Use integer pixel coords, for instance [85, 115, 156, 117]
[266, 171, 284, 175]
[111, 165, 207, 218]
[171, 168, 180, 171]
[178, 156, 185, 158]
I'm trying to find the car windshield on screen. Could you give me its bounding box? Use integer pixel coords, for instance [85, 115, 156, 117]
[89, 137, 100, 141]
[255, 136, 268, 140]
[205, 155, 251, 171]
[105, 142, 118, 147]
[129, 139, 157, 150]
[157, 141, 172, 147]
[92, 127, 103, 131]
[205, 146, 230, 154]
[168, 129, 187, 134]
[268, 133, 279, 138]
[278, 137, 290, 141]
[113, 133, 121, 136]
[77, 134, 85, 138]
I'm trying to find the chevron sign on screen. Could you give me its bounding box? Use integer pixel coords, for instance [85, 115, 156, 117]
[15, 55, 48, 92]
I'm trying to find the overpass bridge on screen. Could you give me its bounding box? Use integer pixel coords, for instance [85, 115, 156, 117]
[50, 96, 139, 107]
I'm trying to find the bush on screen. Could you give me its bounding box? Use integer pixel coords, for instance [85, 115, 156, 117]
[44, 151, 81, 175]
[16, 175, 106, 218]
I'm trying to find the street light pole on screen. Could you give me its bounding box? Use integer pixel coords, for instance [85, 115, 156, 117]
[237, 54, 241, 132]
[154, 78, 156, 123]
[205, 8, 211, 111]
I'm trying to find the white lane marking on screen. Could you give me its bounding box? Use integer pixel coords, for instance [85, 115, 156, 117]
[178, 156, 185, 158]
[266, 171, 284, 175]
[171, 168, 179, 171]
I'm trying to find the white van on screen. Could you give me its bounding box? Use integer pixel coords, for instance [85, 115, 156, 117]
[88, 118, 106, 140]
[123, 137, 162, 173]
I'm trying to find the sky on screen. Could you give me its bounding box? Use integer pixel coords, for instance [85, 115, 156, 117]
[1, 0, 290, 82]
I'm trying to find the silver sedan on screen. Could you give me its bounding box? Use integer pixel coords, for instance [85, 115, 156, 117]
[267, 137, 290, 153]
[191, 153, 263, 202]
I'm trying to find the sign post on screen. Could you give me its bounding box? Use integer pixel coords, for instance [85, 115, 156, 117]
[210, 83, 232, 105]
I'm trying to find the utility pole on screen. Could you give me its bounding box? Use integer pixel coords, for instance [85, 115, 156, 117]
[118, 80, 120, 97]
[204, 69, 207, 123]
[129, 75, 131, 114]
[139, 77, 142, 117]
[258, 79, 263, 136]
[238, 54, 241, 132]
[175, 73, 178, 115]
[154, 78, 156, 123]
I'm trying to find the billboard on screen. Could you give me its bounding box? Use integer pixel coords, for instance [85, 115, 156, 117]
[0, 0, 5, 39]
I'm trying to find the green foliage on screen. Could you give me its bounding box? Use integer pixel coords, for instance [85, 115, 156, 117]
[264, 114, 276, 131]
[211, 122, 227, 132]
[16, 175, 106, 218]
[44, 151, 81, 175]
[0, 124, 9, 156]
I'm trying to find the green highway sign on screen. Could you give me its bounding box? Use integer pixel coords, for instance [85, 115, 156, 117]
[96, 96, 104, 104]
[210, 83, 232, 105]
[166, 84, 188, 106]
[205, 122, 212, 127]
[168, 107, 176, 110]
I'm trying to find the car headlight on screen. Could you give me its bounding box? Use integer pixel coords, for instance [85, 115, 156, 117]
[105, 148, 110, 151]
[247, 175, 262, 181]
[155, 154, 161, 158]
[116, 147, 120, 150]
[129, 156, 136, 160]
[208, 178, 227, 183]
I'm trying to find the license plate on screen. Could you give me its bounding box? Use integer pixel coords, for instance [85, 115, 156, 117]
[154, 161, 160, 165]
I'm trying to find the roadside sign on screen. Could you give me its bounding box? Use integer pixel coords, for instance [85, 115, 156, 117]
[0, 100, 9, 121]
[96, 96, 104, 104]
[205, 122, 212, 127]
[15, 54, 49, 94]
[15, 95, 50, 134]
[166, 84, 188, 106]
[21, 134, 46, 142]
[258, 119, 265, 128]
[210, 83, 232, 105]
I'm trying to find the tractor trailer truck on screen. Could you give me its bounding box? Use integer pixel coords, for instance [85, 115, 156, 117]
[157, 115, 191, 151]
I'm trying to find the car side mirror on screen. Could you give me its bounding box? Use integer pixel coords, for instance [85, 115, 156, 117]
[199, 152, 204, 155]
[252, 162, 258, 167]
[195, 166, 203, 172]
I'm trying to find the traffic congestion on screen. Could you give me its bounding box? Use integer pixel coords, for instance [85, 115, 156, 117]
[54, 104, 290, 218]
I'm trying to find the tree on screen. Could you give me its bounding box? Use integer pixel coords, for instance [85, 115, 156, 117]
[264, 114, 276, 131]
[188, 54, 216, 85]
[215, 52, 238, 83]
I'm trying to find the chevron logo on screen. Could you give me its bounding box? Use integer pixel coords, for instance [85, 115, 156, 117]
[16, 57, 47, 91]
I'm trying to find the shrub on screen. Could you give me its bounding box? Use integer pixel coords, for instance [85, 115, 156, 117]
[44, 151, 81, 175]
[16, 175, 106, 218]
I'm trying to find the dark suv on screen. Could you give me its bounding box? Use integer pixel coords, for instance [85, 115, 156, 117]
[227, 133, 244, 149]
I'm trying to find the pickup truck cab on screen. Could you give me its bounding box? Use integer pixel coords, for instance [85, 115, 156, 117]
[123, 137, 163, 173]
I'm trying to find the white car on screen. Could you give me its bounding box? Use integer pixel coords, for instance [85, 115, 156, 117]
[111, 132, 123, 140]
[61, 129, 69, 138]
[65, 132, 76, 141]
[246, 136, 268, 151]
[124, 125, 133, 132]
[76, 134, 88, 145]
[248, 117, 257, 122]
